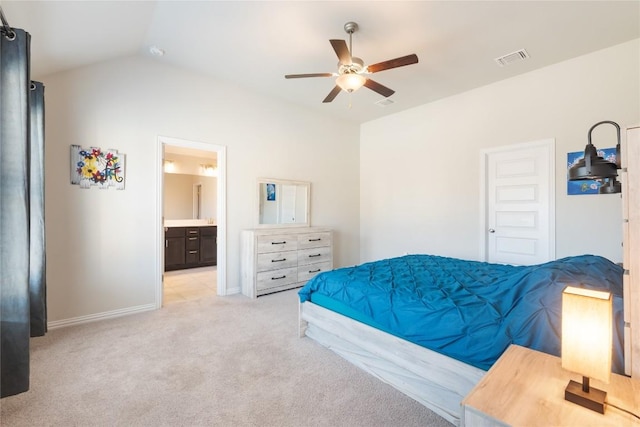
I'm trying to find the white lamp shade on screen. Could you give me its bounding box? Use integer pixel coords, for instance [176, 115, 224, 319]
[336, 73, 366, 93]
[561, 286, 612, 384]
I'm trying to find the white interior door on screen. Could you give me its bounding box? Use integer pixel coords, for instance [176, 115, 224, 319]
[481, 139, 555, 265]
[280, 184, 297, 223]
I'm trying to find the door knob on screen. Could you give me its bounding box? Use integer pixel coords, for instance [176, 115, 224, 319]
[488, 228, 495, 233]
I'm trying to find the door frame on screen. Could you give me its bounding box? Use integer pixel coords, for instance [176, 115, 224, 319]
[155, 135, 227, 308]
[479, 138, 556, 263]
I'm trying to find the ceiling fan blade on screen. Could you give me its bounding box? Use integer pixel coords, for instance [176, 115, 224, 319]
[330, 39, 352, 64]
[367, 54, 419, 73]
[322, 85, 342, 103]
[364, 79, 395, 98]
[285, 73, 334, 79]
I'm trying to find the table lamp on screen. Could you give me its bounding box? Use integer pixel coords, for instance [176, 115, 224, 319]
[561, 286, 612, 413]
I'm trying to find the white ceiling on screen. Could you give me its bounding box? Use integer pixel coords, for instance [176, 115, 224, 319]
[2, 1, 638, 124]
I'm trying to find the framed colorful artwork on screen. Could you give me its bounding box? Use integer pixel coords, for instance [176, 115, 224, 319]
[567, 147, 616, 195]
[71, 145, 125, 189]
[266, 183, 276, 201]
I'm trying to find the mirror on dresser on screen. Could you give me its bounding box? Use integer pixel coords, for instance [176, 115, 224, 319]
[257, 178, 310, 227]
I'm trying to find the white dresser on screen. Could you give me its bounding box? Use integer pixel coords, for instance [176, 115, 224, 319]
[241, 227, 333, 298]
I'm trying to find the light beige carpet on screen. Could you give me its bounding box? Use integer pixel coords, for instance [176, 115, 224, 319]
[1, 289, 450, 426]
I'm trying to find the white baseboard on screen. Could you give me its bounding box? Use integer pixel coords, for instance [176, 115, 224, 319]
[225, 285, 241, 295]
[47, 303, 157, 330]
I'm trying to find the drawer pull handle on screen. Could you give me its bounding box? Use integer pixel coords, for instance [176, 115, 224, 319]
[309, 238, 321, 242]
[189, 251, 198, 254]
[309, 269, 321, 273]
[189, 231, 198, 234]
[189, 237, 198, 241]
[309, 254, 322, 258]
[271, 275, 286, 280]
[271, 258, 286, 263]
[272, 241, 286, 245]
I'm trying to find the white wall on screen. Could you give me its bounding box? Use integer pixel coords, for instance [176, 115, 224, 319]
[360, 39, 639, 264]
[44, 56, 360, 323]
[164, 152, 215, 175]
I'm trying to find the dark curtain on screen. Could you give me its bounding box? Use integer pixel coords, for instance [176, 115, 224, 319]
[1, 27, 47, 398]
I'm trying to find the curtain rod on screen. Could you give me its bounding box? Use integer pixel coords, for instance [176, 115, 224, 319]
[0, 5, 16, 39]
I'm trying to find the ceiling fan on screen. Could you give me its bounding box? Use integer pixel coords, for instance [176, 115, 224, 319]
[285, 22, 419, 103]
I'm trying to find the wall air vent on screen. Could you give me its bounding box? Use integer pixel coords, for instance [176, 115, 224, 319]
[494, 49, 529, 67]
[375, 98, 395, 107]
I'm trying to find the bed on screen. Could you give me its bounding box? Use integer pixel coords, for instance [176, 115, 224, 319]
[298, 254, 625, 425]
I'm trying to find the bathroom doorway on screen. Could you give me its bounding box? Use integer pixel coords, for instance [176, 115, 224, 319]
[156, 136, 227, 308]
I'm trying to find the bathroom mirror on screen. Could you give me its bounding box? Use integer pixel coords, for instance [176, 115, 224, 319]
[257, 178, 310, 227]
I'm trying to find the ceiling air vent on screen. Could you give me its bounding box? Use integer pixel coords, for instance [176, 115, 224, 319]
[375, 98, 395, 107]
[494, 49, 529, 67]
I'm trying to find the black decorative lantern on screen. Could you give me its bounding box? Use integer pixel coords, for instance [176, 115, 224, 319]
[568, 121, 621, 194]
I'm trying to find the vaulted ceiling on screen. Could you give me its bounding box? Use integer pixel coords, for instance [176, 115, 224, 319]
[2, 1, 638, 123]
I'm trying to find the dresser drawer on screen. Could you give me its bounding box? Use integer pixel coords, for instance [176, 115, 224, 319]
[298, 261, 332, 283]
[186, 236, 199, 250]
[186, 227, 200, 237]
[241, 228, 334, 298]
[257, 235, 298, 253]
[257, 251, 297, 272]
[186, 249, 199, 264]
[298, 246, 332, 266]
[298, 232, 332, 249]
[257, 267, 298, 291]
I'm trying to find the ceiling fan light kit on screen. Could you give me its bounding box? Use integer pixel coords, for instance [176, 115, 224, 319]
[336, 73, 366, 92]
[285, 21, 419, 104]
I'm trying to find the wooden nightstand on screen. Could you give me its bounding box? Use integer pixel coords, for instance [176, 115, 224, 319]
[461, 344, 640, 426]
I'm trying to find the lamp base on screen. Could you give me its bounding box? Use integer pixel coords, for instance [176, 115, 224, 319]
[565, 380, 606, 414]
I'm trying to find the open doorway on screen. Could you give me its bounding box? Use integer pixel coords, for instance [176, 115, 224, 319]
[156, 136, 227, 308]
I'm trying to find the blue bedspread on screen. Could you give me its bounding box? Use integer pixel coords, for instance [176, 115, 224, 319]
[298, 254, 625, 373]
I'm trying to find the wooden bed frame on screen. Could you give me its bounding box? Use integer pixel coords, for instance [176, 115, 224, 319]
[298, 124, 640, 426]
[298, 301, 485, 425]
